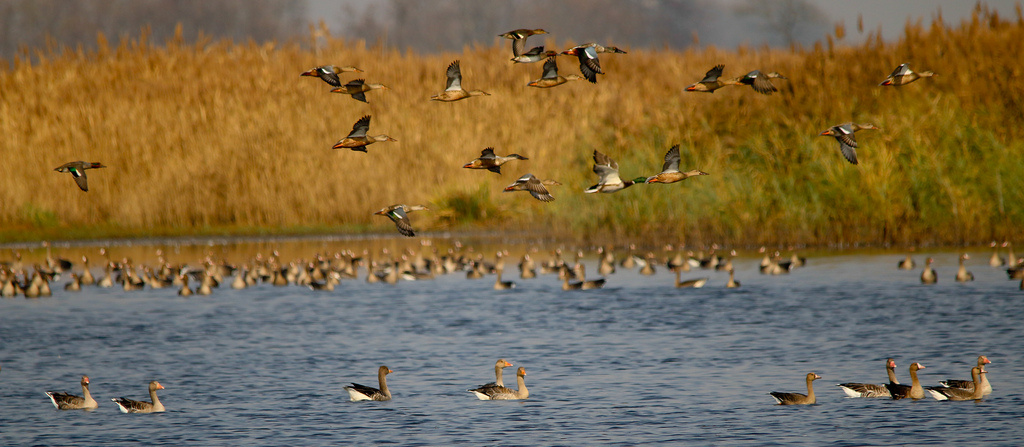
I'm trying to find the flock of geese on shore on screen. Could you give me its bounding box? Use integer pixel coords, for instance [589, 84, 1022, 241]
[3, 237, 1020, 300]
[2, 241, 799, 298]
[51, 27, 938, 238]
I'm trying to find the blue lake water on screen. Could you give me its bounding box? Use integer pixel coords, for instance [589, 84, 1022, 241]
[1, 242, 1021, 446]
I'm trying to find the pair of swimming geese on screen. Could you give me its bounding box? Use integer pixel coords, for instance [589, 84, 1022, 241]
[910, 253, 977, 284]
[772, 355, 992, 405]
[46, 377, 165, 413]
[343, 360, 529, 402]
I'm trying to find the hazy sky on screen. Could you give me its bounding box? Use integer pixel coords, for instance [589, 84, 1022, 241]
[808, 0, 1019, 42]
[308, 0, 1020, 46]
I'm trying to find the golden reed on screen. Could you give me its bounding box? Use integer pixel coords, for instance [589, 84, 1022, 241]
[0, 5, 1020, 246]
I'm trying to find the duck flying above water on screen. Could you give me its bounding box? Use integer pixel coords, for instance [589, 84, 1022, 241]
[431, 60, 490, 102]
[504, 173, 560, 202]
[645, 145, 709, 184]
[463, 148, 528, 174]
[332, 115, 396, 152]
[375, 204, 428, 237]
[819, 122, 879, 165]
[300, 65, 363, 87]
[528, 57, 584, 88]
[586, 150, 647, 193]
[54, 161, 106, 192]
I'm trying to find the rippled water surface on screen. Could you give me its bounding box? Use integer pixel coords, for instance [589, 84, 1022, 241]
[1, 245, 1021, 446]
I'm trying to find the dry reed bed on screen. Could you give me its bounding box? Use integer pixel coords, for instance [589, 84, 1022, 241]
[0, 6, 1022, 246]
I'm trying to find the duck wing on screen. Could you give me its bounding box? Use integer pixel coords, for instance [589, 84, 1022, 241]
[348, 115, 371, 138]
[318, 66, 342, 87]
[744, 70, 778, 94]
[837, 382, 890, 398]
[540, 57, 559, 79]
[70, 169, 90, 191]
[478, 147, 497, 161]
[575, 46, 602, 83]
[522, 175, 554, 202]
[111, 397, 152, 413]
[387, 207, 416, 237]
[660, 145, 681, 173]
[46, 391, 84, 409]
[831, 124, 859, 164]
[511, 38, 527, 57]
[890, 63, 911, 78]
[445, 60, 463, 92]
[700, 64, 725, 83]
[344, 383, 385, 401]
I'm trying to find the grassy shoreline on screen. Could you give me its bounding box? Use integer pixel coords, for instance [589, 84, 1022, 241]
[1, 6, 1021, 247]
